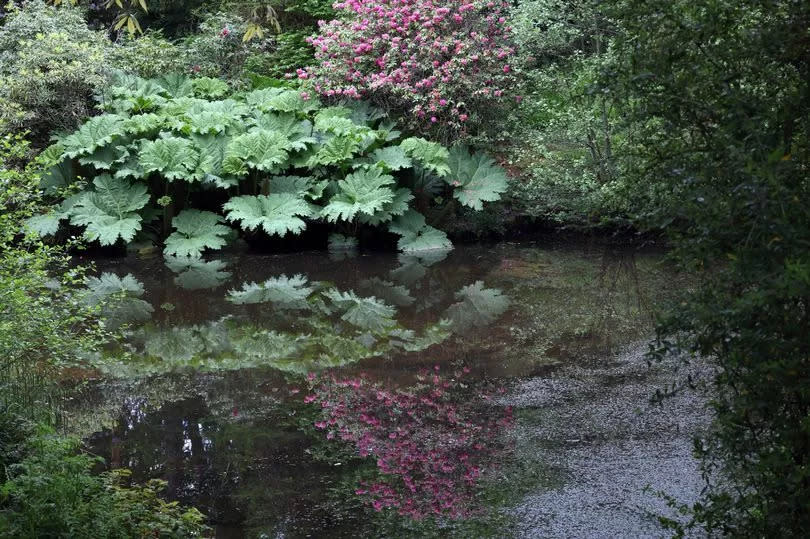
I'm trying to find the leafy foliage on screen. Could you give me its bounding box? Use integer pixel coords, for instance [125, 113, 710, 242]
[164, 210, 231, 257]
[389, 210, 453, 252]
[69, 175, 150, 245]
[321, 168, 395, 223]
[604, 0, 810, 535]
[447, 146, 508, 210]
[39, 73, 505, 252]
[224, 193, 314, 236]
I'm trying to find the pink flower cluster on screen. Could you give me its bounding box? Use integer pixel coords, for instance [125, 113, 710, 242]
[305, 367, 514, 519]
[303, 0, 519, 136]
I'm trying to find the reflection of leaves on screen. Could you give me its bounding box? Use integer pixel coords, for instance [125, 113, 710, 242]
[232, 330, 301, 360]
[324, 289, 396, 331]
[228, 274, 313, 309]
[165, 256, 231, 290]
[444, 282, 509, 332]
[389, 249, 450, 285]
[85, 272, 153, 327]
[359, 278, 414, 307]
[144, 327, 204, 363]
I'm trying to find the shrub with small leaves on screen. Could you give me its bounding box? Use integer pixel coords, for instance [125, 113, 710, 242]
[302, 0, 520, 141]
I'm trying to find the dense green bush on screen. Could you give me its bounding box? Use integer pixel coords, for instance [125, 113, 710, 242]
[26, 73, 507, 254]
[0, 434, 208, 538]
[108, 31, 189, 79]
[179, 12, 272, 82]
[605, 0, 810, 535]
[504, 0, 636, 226]
[0, 1, 109, 142]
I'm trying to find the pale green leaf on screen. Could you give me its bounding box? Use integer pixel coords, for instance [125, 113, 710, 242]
[70, 175, 149, 245]
[61, 115, 126, 158]
[164, 209, 231, 257]
[321, 168, 395, 222]
[223, 193, 315, 236]
[447, 146, 509, 210]
[139, 136, 199, 181]
[400, 137, 451, 176]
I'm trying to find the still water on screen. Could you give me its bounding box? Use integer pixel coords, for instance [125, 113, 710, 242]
[69, 239, 679, 537]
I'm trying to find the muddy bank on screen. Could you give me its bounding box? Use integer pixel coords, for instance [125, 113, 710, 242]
[504, 342, 711, 538]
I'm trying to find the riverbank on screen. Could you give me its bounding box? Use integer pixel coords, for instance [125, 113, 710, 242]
[504, 342, 710, 538]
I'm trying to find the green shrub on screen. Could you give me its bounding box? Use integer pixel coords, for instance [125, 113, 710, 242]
[504, 0, 639, 226]
[109, 31, 189, 79]
[0, 434, 208, 538]
[27, 73, 508, 254]
[0, 1, 109, 143]
[606, 0, 810, 535]
[180, 12, 271, 82]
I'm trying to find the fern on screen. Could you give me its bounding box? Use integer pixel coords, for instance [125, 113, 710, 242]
[70, 175, 149, 245]
[224, 193, 315, 236]
[139, 136, 199, 181]
[321, 168, 396, 223]
[400, 137, 451, 177]
[164, 210, 231, 257]
[447, 146, 508, 210]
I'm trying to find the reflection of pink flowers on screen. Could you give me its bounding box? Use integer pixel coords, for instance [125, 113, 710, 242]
[305, 369, 514, 519]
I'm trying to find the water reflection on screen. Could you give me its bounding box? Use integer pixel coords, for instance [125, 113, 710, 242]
[74, 241, 682, 536]
[92, 249, 510, 376]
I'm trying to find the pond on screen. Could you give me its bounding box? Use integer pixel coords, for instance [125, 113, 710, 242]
[67, 238, 680, 537]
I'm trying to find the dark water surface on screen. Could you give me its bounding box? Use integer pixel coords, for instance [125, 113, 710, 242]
[70, 240, 680, 537]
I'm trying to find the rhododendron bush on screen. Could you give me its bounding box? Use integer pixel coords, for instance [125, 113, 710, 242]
[302, 0, 520, 140]
[305, 368, 514, 519]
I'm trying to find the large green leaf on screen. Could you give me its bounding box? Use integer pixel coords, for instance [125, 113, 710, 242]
[61, 115, 126, 159]
[321, 168, 396, 222]
[139, 136, 199, 181]
[70, 175, 149, 245]
[269, 175, 327, 199]
[164, 209, 231, 257]
[400, 137, 451, 176]
[389, 209, 453, 252]
[223, 193, 315, 236]
[447, 146, 509, 210]
[307, 135, 361, 167]
[23, 194, 83, 237]
[224, 130, 293, 173]
[363, 146, 412, 171]
[357, 187, 413, 226]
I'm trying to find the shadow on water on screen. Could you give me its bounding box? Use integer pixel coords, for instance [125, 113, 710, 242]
[69, 240, 683, 537]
